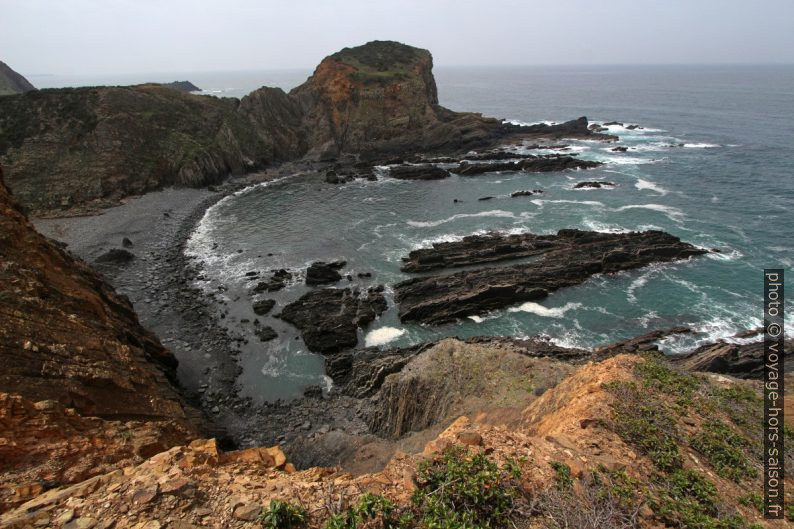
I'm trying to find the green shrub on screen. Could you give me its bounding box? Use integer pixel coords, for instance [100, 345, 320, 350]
[549, 461, 573, 491]
[689, 420, 757, 481]
[411, 445, 523, 529]
[604, 381, 682, 471]
[738, 492, 764, 513]
[260, 500, 307, 529]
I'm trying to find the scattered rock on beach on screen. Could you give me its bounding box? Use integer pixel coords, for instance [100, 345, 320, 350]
[252, 299, 276, 315]
[95, 248, 135, 264]
[252, 269, 292, 293]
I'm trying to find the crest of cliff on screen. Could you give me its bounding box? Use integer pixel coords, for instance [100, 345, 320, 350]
[0, 41, 599, 215]
[0, 61, 35, 96]
[0, 167, 198, 512]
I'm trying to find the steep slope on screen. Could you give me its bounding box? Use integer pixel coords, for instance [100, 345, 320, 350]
[289, 40, 512, 159]
[2, 350, 789, 529]
[0, 167, 198, 511]
[0, 61, 35, 96]
[0, 84, 302, 214]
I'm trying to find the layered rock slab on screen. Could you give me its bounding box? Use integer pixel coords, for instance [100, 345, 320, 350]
[395, 229, 707, 324]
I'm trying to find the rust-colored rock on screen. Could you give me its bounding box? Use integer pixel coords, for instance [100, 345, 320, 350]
[0, 168, 196, 512]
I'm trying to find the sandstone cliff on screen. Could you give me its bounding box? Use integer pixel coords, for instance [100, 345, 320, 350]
[0, 168, 197, 511]
[0, 61, 35, 96]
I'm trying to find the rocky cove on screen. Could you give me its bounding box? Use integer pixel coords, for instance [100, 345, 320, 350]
[1, 40, 793, 529]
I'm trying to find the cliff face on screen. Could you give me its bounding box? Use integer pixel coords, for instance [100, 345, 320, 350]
[0, 84, 304, 214]
[0, 61, 35, 96]
[290, 40, 512, 160]
[0, 168, 197, 510]
[0, 41, 585, 215]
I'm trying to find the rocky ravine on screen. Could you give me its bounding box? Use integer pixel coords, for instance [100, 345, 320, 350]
[395, 229, 708, 324]
[0, 41, 613, 215]
[0, 168, 199, 512]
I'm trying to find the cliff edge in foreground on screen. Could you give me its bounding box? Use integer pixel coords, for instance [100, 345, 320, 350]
[0, 167, 198, 512]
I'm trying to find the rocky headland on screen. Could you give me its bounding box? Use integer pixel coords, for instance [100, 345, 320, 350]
[0, 41, 612, 216]
[0, 41, 792, 529]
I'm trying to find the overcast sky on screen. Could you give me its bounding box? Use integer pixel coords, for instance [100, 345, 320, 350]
[2, 0, 793, 75]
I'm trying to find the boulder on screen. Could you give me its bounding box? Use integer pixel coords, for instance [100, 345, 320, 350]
[306, 261, 346, 285]
[279, 287, 387, 353]
[252, 299, 276, 315]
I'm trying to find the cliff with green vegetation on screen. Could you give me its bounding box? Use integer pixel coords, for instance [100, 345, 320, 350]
[0, 41, 606, 215]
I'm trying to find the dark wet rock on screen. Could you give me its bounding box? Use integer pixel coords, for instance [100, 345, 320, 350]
[603, 121, 623, 126]
[325, 343, 431, 398]
[395, 229, 707, 324]
[122, 237, 133, 247]
[325, 171, 342, 184]
[518, 116, 616, 140]
[511, 189, 542, 197]
[252, 269, 292, 293]
[611, 146, 628, 152]
[252, 299, 276, 315]
[254, 326, 278, 342]
[593, 326, 692, 358]
[95, 248, 135, 264]
[389, 164, 450, 180]
[306, 261, 346, 285]
[460, 148, 566, 161]
[672, 338, 793, 379]
[279, 287, 387, 353]
[574, 181, 615, 189]
[589, 124, 608, 132]
[625, 124, 640, 130]
[478, 196, 495, 201]
[453, 155, 601, 176]
[357, 272, 372, 278]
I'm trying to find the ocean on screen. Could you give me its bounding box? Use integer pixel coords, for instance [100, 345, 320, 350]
[32, 65, 794, 402]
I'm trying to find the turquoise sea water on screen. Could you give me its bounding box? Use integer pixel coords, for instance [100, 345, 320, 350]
[48, 65, 793, 402]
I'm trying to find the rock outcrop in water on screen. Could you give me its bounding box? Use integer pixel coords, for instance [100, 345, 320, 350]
[278, 286, 387, 353]
[0, 41, 613, 214]
[0, 167, 196, 511]
[395, 229, 707, 324]
[0, 60, 35, 96]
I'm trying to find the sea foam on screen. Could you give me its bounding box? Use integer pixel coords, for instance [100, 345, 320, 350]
[365, 327, 406, 347]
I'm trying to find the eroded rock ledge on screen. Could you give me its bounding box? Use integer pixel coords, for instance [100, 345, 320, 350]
[395, 229, 707, 324]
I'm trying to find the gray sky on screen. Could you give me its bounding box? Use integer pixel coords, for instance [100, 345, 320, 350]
[2, 0, 793, 75]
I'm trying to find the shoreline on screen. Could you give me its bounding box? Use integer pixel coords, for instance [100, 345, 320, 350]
[31, 165, 392, 467]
